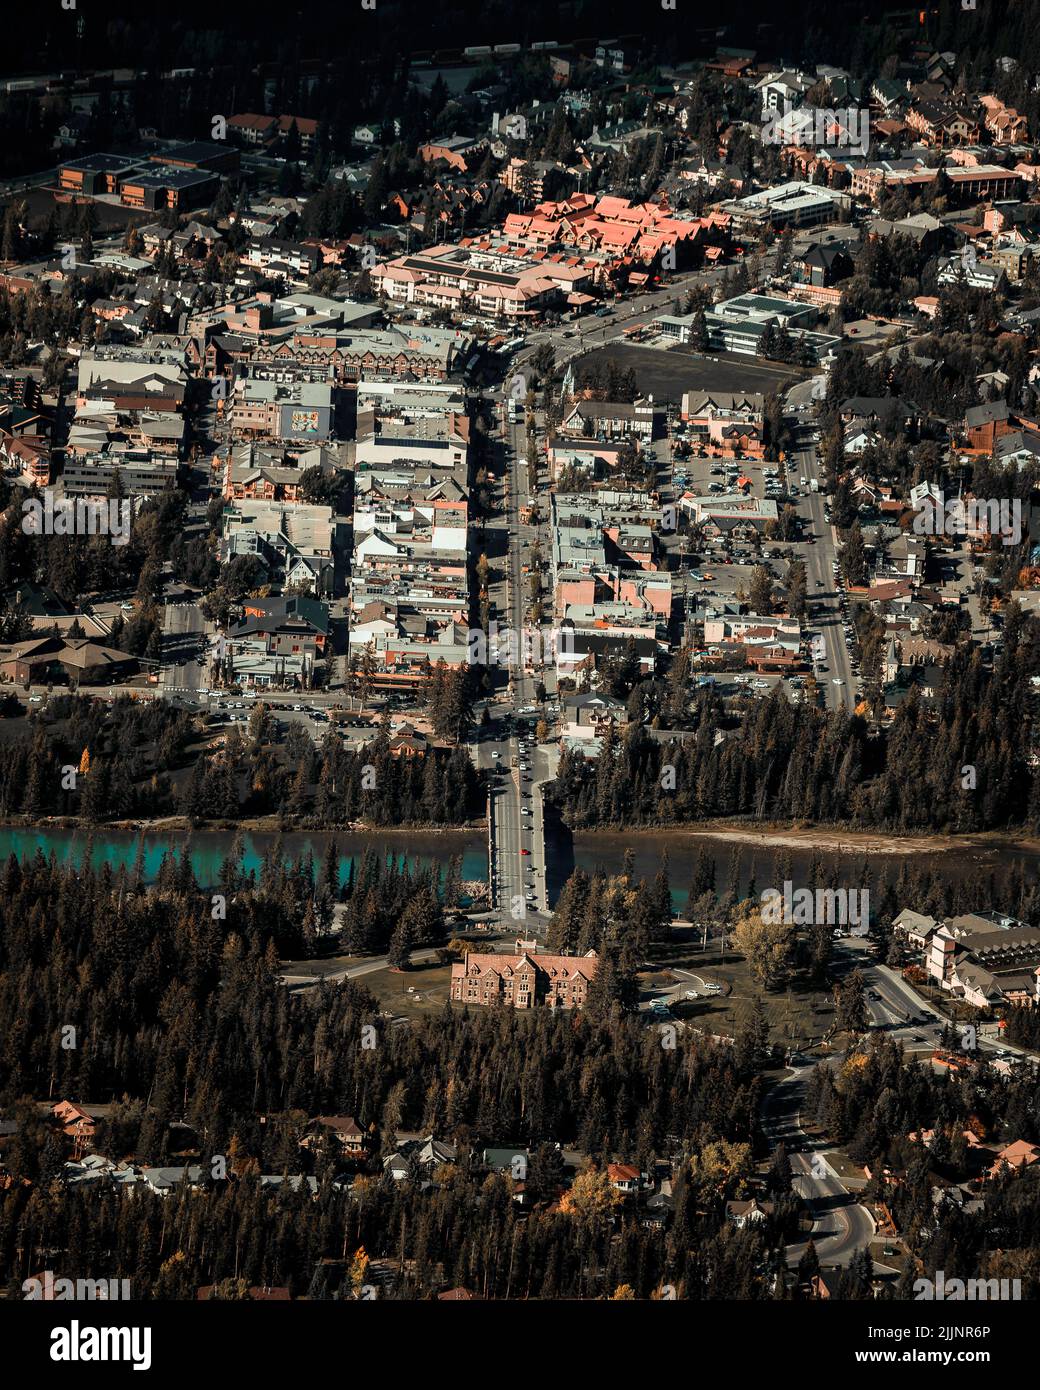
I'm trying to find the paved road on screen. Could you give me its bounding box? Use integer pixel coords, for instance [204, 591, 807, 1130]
[161, 602, 212, 696]
[786, 435, 858, 712]
[761, 1061, 879, 1267]
[482, 403, 551, 931]
[279, 945, 440, 989]
[759, 934, 1034, 1271]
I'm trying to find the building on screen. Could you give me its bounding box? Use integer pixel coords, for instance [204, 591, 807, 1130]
[221, 500, 339, 594]
[301, 1115, 367, 1158]
[57, 153, 139, 196]
[722, 180, 851, 229]
[681, 391, 766, 457]
[560, 396, 658, 442]
[0, 635, 139, 686]
[118, 166, 220, 213]
[228, 378, 336, 442]
[61, 449, 179, 498]
[927, 920, 1040, 1007]
[450, 947, 598, 1009]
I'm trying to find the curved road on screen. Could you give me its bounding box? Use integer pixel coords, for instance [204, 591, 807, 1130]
[761, 1061, 877, 1267]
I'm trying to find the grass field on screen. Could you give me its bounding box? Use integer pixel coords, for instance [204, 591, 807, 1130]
[577, 341, 809, 407]
[652, 936, 835, 1050]
[363, 960, 453, 1019]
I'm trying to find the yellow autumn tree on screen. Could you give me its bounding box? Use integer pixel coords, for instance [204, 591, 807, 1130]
[611, 1284, 636, 1300]
[688, 1140, 754, 1199]
[78, 747, 90, 775]
[730, 904, 795, 991]
[350, 1245, 370, 1297]
[558, 1167, 624, 1221]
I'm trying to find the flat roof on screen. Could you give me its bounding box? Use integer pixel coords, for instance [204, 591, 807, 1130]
[123, 166, 217, 189]
[62, 153, 140, 173]
[155, 141, 230, 165]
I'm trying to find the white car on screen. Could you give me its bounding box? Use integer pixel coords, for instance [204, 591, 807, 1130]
[491, 751, 500, 759]
[832, 678, 844, 685]
[521, 807, 531, 816]
[685, 990, 699, 1000]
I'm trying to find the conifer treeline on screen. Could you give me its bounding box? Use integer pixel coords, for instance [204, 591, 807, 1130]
[0, 854, 755, 1152]
[0, 697, 483, 826]
[550, 633, 1040, 831]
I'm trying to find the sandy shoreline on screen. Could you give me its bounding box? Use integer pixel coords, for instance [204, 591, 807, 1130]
[572, 823, 1040, 858]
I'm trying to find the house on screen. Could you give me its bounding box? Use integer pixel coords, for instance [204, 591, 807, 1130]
[483, 1147, 529, 1175]
[988, 1140, 1040, 1179]
[383, 1135, 457, 1181]
[51, 1101, 98, 1159]
[726, 1197, 774, 1228]
[892, 909, 938, 950]
[561, 691, 627, 740]
[789, 242, 853, 288]
[450, 948, 598, 1010]
[607, 1162, 642, 1196]
[302, 1115, 367, 1158]
[141, 1165, 203, 1196]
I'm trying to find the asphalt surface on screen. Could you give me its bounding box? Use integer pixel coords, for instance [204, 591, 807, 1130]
[481, 401, 552, 933]
[787, 435, 859, 712]
[161, 601, 212, 696]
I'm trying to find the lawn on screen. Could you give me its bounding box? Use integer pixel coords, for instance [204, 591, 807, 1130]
[364, 959, 453, 1019]
[655, 937, 834, 1051]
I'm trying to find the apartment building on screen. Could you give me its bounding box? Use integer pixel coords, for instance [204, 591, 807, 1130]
[354, 409, 470, 474]
[61, 449, 178, 498]
[250, 323, 465, 382]
[221, 500, 339, 593]
[721, 180, 851, 229]
[372, 242, 573, 319]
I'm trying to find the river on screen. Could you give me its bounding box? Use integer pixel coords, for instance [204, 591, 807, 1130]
[0, 824, 1036, 905]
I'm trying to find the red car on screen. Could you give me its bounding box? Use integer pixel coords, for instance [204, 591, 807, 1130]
[521, 848, 531, 856]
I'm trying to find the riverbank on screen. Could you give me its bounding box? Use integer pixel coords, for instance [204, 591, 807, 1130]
[597, 823, 1040, 857]
[0, 815, 485, 836]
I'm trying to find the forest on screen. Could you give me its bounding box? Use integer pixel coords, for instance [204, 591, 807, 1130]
[0, 848, 783, 1299]
[548, 616, 1040, 832]
[0, 692, 484, 828]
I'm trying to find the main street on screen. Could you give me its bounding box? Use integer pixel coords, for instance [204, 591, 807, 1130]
[478, 394, 552, 933]
[786, 429, 858, 712]
[161, 601, 213, 696]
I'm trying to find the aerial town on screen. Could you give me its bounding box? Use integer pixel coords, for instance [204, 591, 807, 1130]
[0, 0, 1039, 1359]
